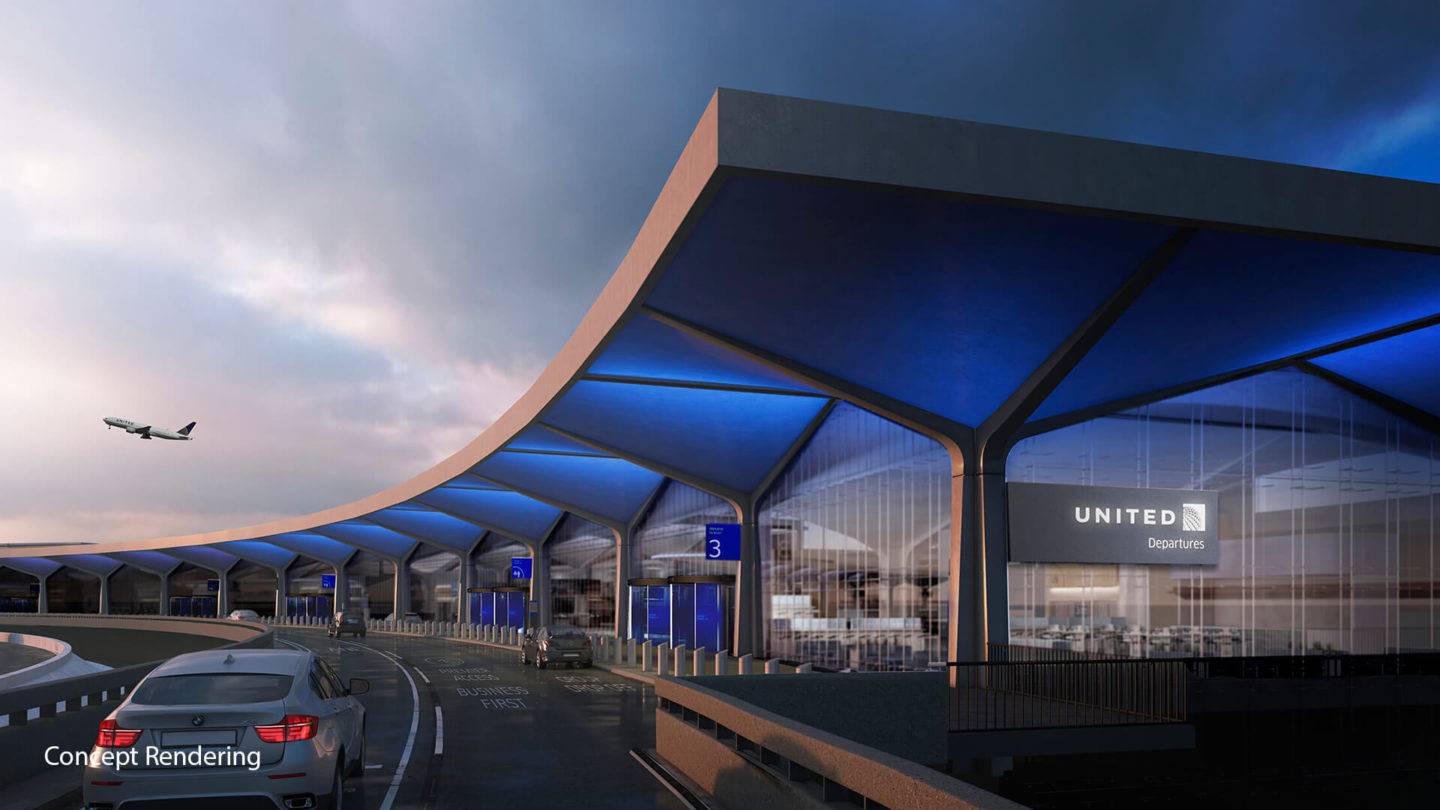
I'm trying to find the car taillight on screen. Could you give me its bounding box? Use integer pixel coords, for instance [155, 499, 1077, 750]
[96, 719, 142, 748]
[255, 715, 319, 743]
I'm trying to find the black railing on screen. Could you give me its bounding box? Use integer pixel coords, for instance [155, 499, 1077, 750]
[949, 658, 1188, 732]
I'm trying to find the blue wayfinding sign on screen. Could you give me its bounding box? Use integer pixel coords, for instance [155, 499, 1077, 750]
[321, 574, 336, 589]
[705, 523, 742, 560]
[510, 557, 533, 580]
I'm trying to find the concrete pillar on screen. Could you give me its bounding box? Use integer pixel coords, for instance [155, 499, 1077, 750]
[158, 574, 170, 616]
[764, 658, 780, 675]
[274, 568, 288, 619]
[216, 569, 230, 617]
[626, 637, 636, 666]
[532, 549, 552, 629]
[641, 641, 653, 672]
[657, 642, 671, 674]
[38, 574, 50, 614]
[714, 650, 727, 676]
[332, 566, 348, 616]
[738, 654, 752, 675]
[459, 555, 474, 624]
[733, 503, 762, 656]
[955, 471, 1011, 662]
[393, 557, 411, 618]
[613, 528, 630, 639]
[673, 644, 687, 676]
[99, 574, 111, 615]
[693, 647, 707, 677]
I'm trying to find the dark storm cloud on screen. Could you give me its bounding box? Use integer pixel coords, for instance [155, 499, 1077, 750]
[1, 1, 1435, 541]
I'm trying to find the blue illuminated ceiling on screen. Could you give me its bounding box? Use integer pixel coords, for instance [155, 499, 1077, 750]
[265, 532, 358, 567]
[2, 556, 62, 578]
[541, 379, 830, 494]
[217, 540, 297, 571]
[1309, 323, 1440, 418]
[1032, 231, 1440, 422]
[313, 522, 417, 560]
[645, 175, 1177, 427]
[169, 545, 239, 573]
[109, 550, 179, 575]
[50, 554, 121, 577]
[417, 486, 561, 543]
[472, 450, 662, 526]
[589, 316, 815, 393]
[367, 506, 484, 552]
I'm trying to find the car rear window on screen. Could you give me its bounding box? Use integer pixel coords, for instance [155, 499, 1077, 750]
[131, 674, 294, 705]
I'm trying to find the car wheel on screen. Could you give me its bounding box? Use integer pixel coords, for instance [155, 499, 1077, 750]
[325, 759, 345, 810]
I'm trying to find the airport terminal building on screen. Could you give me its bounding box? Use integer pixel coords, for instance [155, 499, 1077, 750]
[3, 90, 1440, 674]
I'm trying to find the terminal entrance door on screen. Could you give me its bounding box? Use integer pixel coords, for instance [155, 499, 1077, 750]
[629, 577, 733, 651]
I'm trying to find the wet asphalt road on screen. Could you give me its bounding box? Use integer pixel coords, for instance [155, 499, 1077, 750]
[277, 629, 684, 810]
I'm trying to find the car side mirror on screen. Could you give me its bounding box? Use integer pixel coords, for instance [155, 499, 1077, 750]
[348, 678, 370, 696]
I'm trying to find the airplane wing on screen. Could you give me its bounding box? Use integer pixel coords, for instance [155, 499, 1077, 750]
[137, 426, 152, 438]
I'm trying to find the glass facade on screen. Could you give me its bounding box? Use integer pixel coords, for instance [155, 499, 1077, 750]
[633, 481, 736, 580]
[0, 567, 39, 612]
[167, 563, 219, 617]
[409, 544, 461, 621]
[472, 535, 529, 588]
[344, 551, 394, 619]
[109, 565, 160, 614]
[227, 561, 277, 617]
[1008, 368, 1440, 657]
[47, 567, 100, 613]
[759, 402, 951, 671]
[547, 515, 616, 632]
[287, 557, 335, 614]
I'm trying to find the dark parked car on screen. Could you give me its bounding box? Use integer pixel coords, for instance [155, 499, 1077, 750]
[328, 612, 367, 638]
[520, 625, 593, 669]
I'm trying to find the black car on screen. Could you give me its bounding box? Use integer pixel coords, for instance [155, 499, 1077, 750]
[520, 625, 593, 669]
[328, 611, 367, 638]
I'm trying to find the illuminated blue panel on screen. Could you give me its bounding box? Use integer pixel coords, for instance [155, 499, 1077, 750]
[647, 175, 1175, 426]
[217, 541, 296, 570]
[110, 550, 180, 574]
[170, 545, 239, 573]
[266, 532, 357, 566]
[418, 487, 561, 542]
[543, 380, 830, 493]
[313, 522, 416, 560]
[48, 554, 122, 577]
[472, 451, 662, 525]
[368, 507, 482, 551]
[2, 556, 62, 578]
[590, 316, 815, 392]
[505, 426, 608, 456]
[1310, 325, 1440, 417]
[1034, 230, 1440, 420]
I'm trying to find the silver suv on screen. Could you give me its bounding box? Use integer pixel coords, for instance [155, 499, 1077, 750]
[82, 648, 368, 810]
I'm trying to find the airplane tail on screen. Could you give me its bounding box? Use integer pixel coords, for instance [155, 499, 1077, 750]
[178, 421, 196, 436]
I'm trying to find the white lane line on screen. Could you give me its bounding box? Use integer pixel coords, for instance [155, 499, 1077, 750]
[337, 641, 420, 810]
[433, 706, 445, 756]
[280, 633, 421, 810]
[416, 668, 431, 684]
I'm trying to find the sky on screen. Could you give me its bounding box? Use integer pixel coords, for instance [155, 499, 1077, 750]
[2, 1, 1438, 543]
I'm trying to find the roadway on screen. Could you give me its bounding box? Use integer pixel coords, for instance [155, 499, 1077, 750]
[0, 641, 52, 676]
[275, 628, 686, 810]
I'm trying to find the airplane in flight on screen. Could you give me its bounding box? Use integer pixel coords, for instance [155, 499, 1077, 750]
[102, 417, 196, 441]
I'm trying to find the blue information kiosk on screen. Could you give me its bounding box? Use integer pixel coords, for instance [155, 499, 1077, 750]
[467, 586, 528, 630]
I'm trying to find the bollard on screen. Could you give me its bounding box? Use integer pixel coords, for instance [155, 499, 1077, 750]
[795, 663, 814, 673]
[738, 654, 753, 675]
[673, 645, 687, 677]
[714, 649, 728, 676]
[641, 641, 653, 672]
[764, 659, 780, 675]
[626, 637, 636, 665]
[657, 642, 671, 674]
[693, 647, 707, 677]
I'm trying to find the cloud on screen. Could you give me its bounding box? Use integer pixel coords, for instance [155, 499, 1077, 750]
[0, 1, 1436, 543]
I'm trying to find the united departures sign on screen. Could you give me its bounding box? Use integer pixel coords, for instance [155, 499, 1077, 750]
[1007, 483, 1220, 566]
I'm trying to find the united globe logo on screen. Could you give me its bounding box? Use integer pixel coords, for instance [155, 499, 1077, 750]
[1182, 503, 1206, 532]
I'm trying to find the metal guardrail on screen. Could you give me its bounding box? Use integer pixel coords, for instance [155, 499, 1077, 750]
[949, 658, 1188, 732]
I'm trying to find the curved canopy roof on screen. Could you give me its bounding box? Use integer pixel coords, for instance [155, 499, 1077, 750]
[5, 89, 1439, 576]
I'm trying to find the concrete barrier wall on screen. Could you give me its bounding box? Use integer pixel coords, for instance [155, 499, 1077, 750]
[687, 671, 949, 765]
[0, 632, 76, 690]
[655, 675, 1021, 810]
[0, 615, 272, 788]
